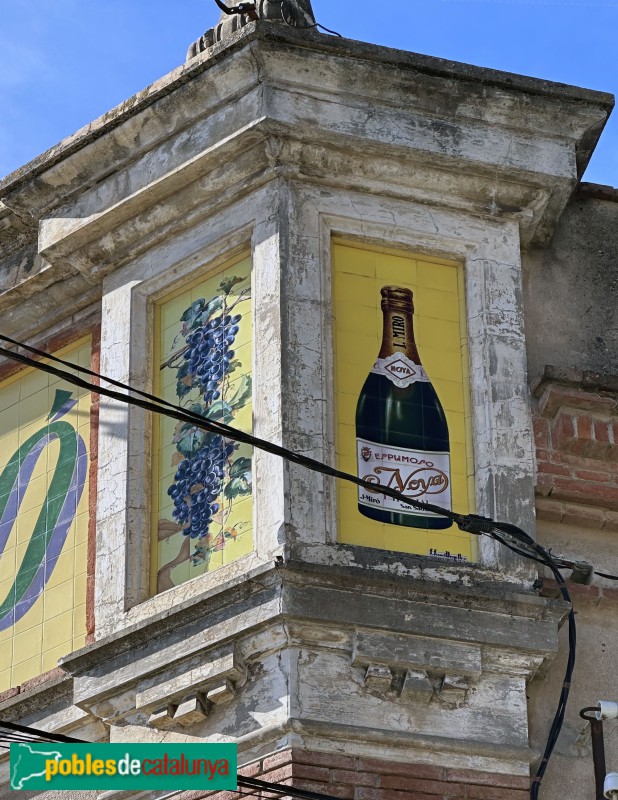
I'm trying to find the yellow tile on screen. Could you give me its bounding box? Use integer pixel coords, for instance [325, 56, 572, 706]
[13, 593, 44, 634]
[18, 388, 50, 430]
[450, 445, 467, 477]
[334, 246, 377, 278]
[73, 604, 87, 638]
[0, 639, 13, 671]
[44, 580, 74, 620]
[0, 669, 12, 692]
[417, 318, 460, 352]
[0, 404, 20, 442]
[419, 347, 463, 382]
[20, 368, 49, 400]
[49, 550, 75, 587]
[433, 379, 464, 414]
[0, 562, 17, 593]
[0, 380, 21, 414]
[418, 263, 459, 293]
[160, 294, 190, 331]
[72, 635, 87, 652]
[13, 627, 42, 665]
[42, 642, 72, 674]
[74, 572, 87, 607]
[446, 412, 466, 445]
[43, 610, 73, 651]
[74, 542, 88, 574]
[415, 287, 460, 322]
[17, 473, 48, 515]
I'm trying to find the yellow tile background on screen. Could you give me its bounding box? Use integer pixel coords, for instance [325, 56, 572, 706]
[152, 257, 253, 594]
[0, 339, 90, 691]
[333, 242, 476, 562]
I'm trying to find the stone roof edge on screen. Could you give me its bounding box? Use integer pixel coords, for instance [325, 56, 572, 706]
[577, 181, 618, 201]
[0, 22, 614, 196]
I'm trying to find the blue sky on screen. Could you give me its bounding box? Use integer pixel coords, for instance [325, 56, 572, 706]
[1, 0, 617, 184]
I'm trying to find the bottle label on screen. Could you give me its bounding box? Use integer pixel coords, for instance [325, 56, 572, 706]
[371, 354, 430, 388]
[357, 438, 451, 517]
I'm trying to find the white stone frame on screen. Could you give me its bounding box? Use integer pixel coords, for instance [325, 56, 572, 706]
[282, 182, 536, 579]
[95, 177, 537, 638]
[95, 184, 288, 637]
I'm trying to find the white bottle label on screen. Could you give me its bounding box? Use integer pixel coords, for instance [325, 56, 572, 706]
[371, 353, 430, 388]
[357, 438, 451, 517]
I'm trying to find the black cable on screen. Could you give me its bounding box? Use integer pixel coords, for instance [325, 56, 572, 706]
[0, 337, 460, 524]
[0, 337, 597, 799]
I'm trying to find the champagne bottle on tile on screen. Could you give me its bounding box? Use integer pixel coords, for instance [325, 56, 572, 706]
[355, 286, 452, 529]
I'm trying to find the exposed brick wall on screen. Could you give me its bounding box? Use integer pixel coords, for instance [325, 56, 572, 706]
[532, 368, 618, 529]
[182, 749, 530, 800]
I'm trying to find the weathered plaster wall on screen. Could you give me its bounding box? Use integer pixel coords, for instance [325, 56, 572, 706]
[523, 186, 618, 381]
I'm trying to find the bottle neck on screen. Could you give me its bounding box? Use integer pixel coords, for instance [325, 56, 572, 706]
[378, 305, 421, 363]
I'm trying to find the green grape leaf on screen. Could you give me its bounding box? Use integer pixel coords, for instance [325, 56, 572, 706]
[224, 477, 252, 501]
[180, 298, 206, 327]
[229, 456, 252, 480]
[228, 374, 252, 411]
[173, 423, 207, 456]
[205, 402, 234, 424]
[219, 275, 246, 295]
[198, 295, 223, 326]
[176, 379, 192, 398]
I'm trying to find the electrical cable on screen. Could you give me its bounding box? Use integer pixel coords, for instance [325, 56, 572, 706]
[0, 336, 461, 523]
[0, 337, 608, 798]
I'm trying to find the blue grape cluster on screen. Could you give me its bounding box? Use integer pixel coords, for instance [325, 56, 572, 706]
[183, 313, 241, 406]
[168, 307, 243, 539]
[168, 437, 236, 539]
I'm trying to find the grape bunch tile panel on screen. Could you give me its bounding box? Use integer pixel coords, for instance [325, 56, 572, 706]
[153, 257, 253, 594]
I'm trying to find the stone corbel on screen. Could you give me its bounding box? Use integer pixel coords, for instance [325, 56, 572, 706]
[352, 629, 481, 706]
[139, 643, 247, 730]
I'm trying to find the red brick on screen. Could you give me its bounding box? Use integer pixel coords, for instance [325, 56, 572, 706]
[381, 775, 465, 796]
[467, 785, 528, 800]
[356, 790, 439, 800]
[568, 584, 600, 601]
[444, 769, 530, 790]
[535, 481, 553, 497]
[0, 687, 19, 703]
[594, 420, 612, 444]
[20, 667, 65, 693]
[262, 751, 293, 772]
[293, 765, 330, 782]
[239, 761, 262, 778]
[358, 758, 444, 781]
[293, 751, 359, 771]
[601, 588, 618, 603]
[574, 468, 611, 482]
[533, 416, 550, 448]
[296, 779, 353, 798]
[330, 770, 380, 787]
[552, 478, 618, 509]
[552, 412, 575, 451]
[262, 766, 293, 785]
[537, 461, 571, 477]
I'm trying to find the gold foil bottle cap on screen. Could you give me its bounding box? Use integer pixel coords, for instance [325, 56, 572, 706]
[380, 286, 414, 312]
